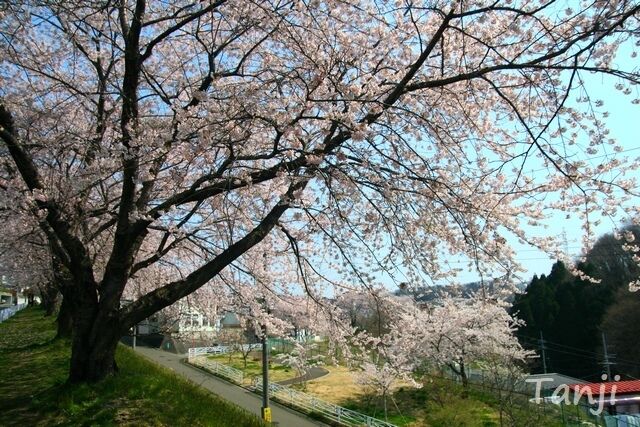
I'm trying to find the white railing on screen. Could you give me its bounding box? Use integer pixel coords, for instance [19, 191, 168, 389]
[253, 378, 397, 427]
[188, 356, 245, 384]
[187, 343, 261, 361]
[0, 303, 27, 323]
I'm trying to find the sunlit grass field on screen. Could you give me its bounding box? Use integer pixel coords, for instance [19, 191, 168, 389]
[207, 352, 298, 383]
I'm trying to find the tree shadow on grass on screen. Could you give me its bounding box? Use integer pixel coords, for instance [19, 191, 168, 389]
[0, 309, 57, 351]
[0, 336, 59, 352]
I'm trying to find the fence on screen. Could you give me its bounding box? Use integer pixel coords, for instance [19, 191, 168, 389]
[253, 378, 397, 427]
[188, 356, 246, 384]
[0, 303, 27, 323]
[603, 414, 640, 427]
[187, 348, 397, 427]
[187, 343, 262, 361]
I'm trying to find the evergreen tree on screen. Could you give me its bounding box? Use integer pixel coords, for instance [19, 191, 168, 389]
[512, 261, 617, 379]
[601, 289, 640, 378]
[513, 225, 640, 379]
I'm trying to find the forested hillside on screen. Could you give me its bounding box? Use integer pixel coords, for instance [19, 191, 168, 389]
[511, 226, 640, 380]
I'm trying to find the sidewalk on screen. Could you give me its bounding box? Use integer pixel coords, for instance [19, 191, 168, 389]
[135, 347, 326, 427]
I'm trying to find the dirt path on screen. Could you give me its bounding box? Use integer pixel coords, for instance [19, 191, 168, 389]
[277, 366, 329, 386]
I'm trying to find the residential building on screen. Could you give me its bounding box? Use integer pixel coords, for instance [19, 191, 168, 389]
[569, 379, 640, 416]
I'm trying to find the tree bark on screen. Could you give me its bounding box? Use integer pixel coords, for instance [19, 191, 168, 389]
[383, 390, 388, 421]
[39, 282, 59, 316]
[61, 282, 123, 383]
[69, 333, 120, 383]
[56, 297, 73, 339]
[460, 361, 469, 398]
[67, 303, 121, 383]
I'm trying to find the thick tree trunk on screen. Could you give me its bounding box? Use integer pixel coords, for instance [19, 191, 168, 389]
[39, 283, 59, 316]
[65, 286, 123, 383]
[56, 297, 73, 339]
[68, 309, 121, 383]
[460, 361, 469, 398]
[69, 332, 120, 383]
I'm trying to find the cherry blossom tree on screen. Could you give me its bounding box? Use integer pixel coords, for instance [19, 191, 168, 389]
[219, 321, 258, 369]
[335, 289, 397, 336]
[356, 360, 406, 421]
[0, 206, 58, 310]
[1, 0, 639, 382]
[280, 341, 324, 389]
[347, 293, 529, 416]
[355, 309, 422, 421]
[404, 297, 532, 389]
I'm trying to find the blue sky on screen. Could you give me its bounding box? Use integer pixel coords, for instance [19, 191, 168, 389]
[452, 52, 640, 286]
[315, 53, 640, 294]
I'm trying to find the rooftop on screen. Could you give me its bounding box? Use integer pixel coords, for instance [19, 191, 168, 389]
[568, 379, 640, 396]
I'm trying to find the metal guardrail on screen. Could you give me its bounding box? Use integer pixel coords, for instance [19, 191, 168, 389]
[188, 345, 396, 426]
[187, 344, 261, 361]
[188, 356, 245, 384]
[0, 303, 27, 323]
[253, 378, 397, 427]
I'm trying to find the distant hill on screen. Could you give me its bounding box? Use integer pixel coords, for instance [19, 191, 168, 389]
[394, 280, 527, 303]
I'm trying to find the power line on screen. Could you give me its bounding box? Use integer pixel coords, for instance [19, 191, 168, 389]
[540, 331, 548, 374]
[519, 334, 599, 357]
[519, 334, 640, 369]
[601, 332, 615, 379]
[520, 338, 599, 361]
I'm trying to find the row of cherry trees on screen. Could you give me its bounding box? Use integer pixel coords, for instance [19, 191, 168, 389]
[1, 0, 639, 382]
[263, 291, 531, 420]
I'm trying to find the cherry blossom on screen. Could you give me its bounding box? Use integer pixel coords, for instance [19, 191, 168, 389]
[0, 0, 638, 381]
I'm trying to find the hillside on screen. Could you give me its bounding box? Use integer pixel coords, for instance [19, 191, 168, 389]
[0, 307, 263, 427]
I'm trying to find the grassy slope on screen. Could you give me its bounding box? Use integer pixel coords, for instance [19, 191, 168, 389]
[0, 307, 263, 427]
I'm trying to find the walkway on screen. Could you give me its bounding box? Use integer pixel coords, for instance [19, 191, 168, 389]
[277, 366, 328, 386]
[135, 347, 326, 427]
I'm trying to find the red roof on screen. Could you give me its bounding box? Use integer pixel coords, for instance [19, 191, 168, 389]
[568, 380, 640, 396]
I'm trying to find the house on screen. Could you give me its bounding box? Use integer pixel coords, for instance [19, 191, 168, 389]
[174, 310, 220, 336]
[568, 379, 640, 416]
[121, 298, 250, 352]
[0, 288, 34, 308]
[120, 298, 220, 337]
[0, 289, 14, 307]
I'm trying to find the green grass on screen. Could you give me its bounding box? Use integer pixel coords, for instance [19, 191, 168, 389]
[207, 353, 298, 383]
[330, 374, 568, 427]
[0, 307, 264, 427]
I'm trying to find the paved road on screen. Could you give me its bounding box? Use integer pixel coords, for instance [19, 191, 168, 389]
[135, 347, 326, 427]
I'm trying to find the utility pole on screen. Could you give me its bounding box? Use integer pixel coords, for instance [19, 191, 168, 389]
[540, 331, 548, 374]
[601, 332, 614, 379]
[261, 323, 271, 424]
[132, 324, 137, 350]
[258, 293, 272, 425]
